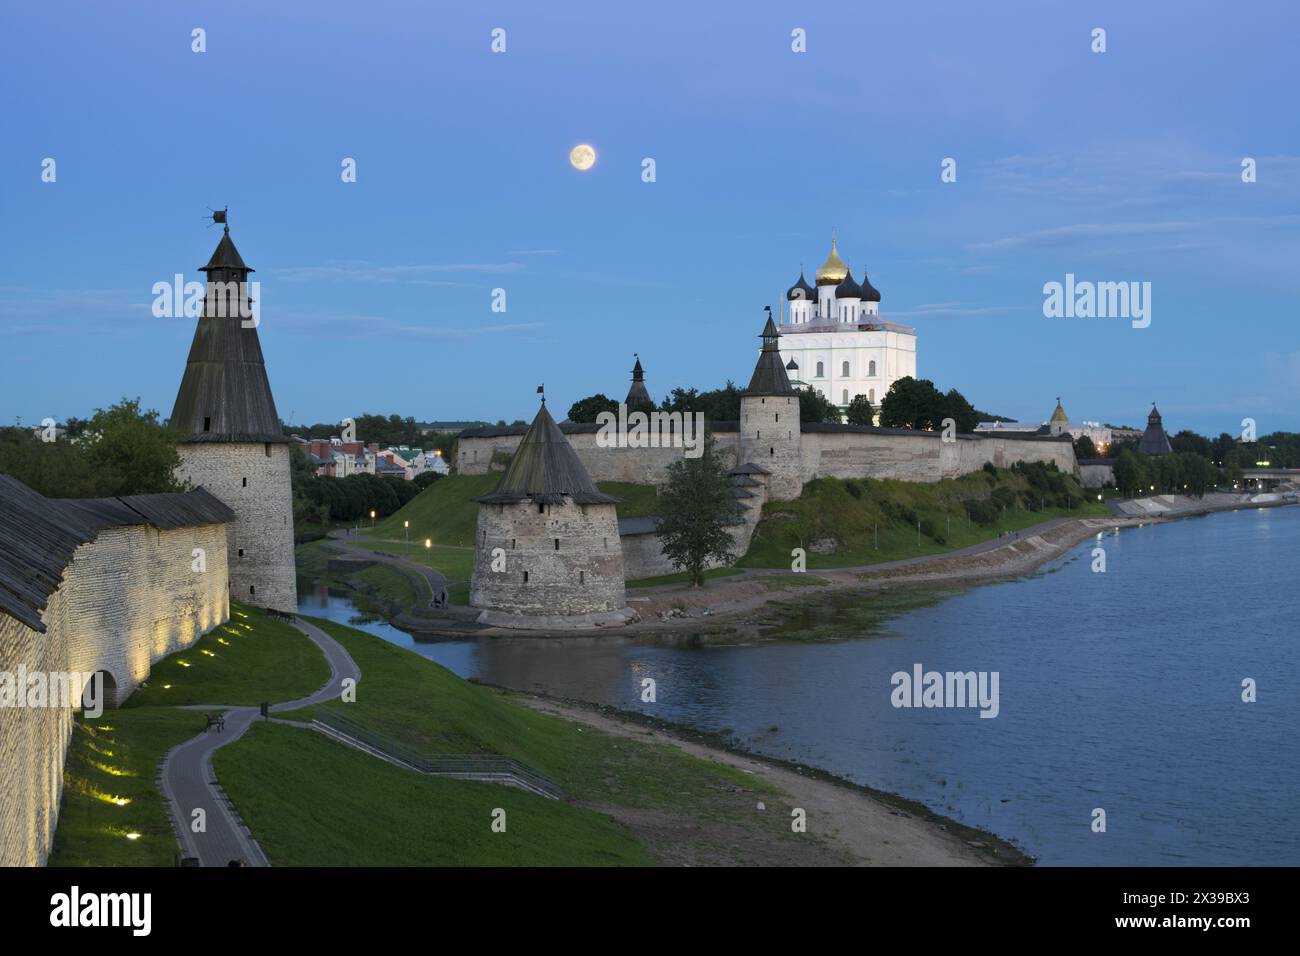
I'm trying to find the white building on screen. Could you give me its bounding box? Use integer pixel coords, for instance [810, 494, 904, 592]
[778, 237, 917, 415]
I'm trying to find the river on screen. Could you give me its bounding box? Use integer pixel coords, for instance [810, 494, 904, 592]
[298, 505, 1300, 866]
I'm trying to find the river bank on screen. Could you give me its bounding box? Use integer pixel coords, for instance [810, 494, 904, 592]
[504, 688, 1030, 865]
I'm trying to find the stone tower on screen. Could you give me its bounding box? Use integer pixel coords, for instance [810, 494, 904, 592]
[625, 354, 654, 412]
[1137, 404, 1173, 456]
[469, 397, 630, 627]
[1049, 398, 1069, 437]
[739, 314, 803, 501]
[169, 221, 298, 613]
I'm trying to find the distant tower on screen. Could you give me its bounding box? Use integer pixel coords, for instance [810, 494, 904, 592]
[859, 272, 881, 317]
[469, 395, 629, 625]
[786, 272, 816, 325]
[625, 354, 654, 411]
[1137, 404, 1174, 456]
[1049, 398, 1070, 436]
[834, 268, 862, 324]
[169, 216, 297, 613]
[739, 313, 803, 501]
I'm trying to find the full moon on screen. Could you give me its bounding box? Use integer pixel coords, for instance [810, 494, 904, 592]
[569, 143, 596, 171]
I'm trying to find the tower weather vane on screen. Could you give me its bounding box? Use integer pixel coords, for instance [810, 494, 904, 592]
[537, 384, 545, 404]
[207, 207, 229, 231]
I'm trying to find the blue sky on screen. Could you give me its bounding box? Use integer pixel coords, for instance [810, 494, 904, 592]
[2, 0, 1297, 434]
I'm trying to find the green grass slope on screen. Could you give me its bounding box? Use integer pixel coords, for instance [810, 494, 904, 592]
[740, 466, 1109, 569]
[127, 605, 331, 707]
[213, 722, 652, 866]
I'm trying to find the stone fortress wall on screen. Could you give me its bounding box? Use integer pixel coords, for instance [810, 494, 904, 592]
[458, 424, 1077, 487]
[0, 514, 229, 867]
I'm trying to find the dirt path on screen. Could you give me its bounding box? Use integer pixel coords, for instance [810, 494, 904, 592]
[516, 695, 1024, 866]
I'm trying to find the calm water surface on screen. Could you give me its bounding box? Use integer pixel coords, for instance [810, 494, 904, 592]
[300, 506, 1300, 865]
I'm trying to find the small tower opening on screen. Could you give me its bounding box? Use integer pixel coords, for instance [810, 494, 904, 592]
[203, 417, 211, 432]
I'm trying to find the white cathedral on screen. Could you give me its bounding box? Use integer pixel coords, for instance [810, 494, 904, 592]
[779, 236, 917, 414]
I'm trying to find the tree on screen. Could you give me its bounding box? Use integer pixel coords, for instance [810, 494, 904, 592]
[879, 376, 944, 430]
[845, 394, 875, 426]
[566, 393, 619, 424]
[1112, 448, 1150, 497]
[797, 386, 843, 423]
[940, 388, 979, 434]
[1074, 435, 1098, 460]
[655, 438, 739, 587]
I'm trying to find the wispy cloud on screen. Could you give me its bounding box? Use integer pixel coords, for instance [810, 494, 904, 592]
[968, 214, 1300, 254]
[271, 260, 528, 283]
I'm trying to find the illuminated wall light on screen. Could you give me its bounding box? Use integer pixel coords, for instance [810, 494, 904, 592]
[200, 650, 216, 657]
[177, 661, 191, 668]
[163, 684, 172, 689]
[125, 832, 141, 841]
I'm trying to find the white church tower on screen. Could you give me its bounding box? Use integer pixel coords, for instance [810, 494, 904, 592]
[779, 235, 917, 417]
[169, 215, 298, 613]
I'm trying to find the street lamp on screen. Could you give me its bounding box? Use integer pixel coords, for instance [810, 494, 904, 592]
[404, 519, 409, 547]
[424, 538, 431, 549]
[370, 509, 376, 529]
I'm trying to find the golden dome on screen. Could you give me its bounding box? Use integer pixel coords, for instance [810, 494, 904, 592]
[814, 236, 848, 286]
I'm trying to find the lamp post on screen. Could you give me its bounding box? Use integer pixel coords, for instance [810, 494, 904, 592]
[370, 509, 376, 530]
[404, 519, 409, 548]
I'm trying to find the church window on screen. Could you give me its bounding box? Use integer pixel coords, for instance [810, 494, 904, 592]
[869, 360, 877, 376]
[816, 361, 824, 377]
[842, 361, 850, 377]
[869, 389, 875, 403]
[842, 390, 849, 404]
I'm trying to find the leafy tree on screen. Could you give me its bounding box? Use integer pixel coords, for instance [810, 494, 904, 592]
[941, 388, 980, 434]
[80, 399, 184, 496]
[566, 393, 619, 424]
[797, 386, 843, 423]
[1112, 448, 1150, 497]
[661, 382, 743, 422]
[879, 376, 944, 430]
[1074, 435, 1098, 460]
[655, 438, 739, 587]
[845, 394, 875, 426]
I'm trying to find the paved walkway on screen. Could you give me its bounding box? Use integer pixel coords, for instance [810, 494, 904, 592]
[326, 529, 454, 605]
[160, 618, 361, 867]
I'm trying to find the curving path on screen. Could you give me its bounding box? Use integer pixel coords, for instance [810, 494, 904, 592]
[160, 618, 361, 867]
[326, 528, 455, 605]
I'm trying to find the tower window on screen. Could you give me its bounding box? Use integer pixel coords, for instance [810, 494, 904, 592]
[523, 571, 529, 584]
[775, 413, 779, 423]
[843, 390, 849, 404]
[264, 443, 272, 457]
[511, 538, 516, 549]
[242, 477, 247, 487]
[580, 571, 585, 585]
[203, 417, 211, 432]
[757, 430, 761, 440]
[538, 503, 545, 515]
[842, 361, 850, 377]
[554, 538, 560, 551]
[249, 585, 255, 595]
[770, 447, 774, 456]
[238, 549, 244, 557]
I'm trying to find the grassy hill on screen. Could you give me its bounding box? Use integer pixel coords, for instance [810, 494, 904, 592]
[740, 466, 1109, 569]
[371, 474, 660, 547]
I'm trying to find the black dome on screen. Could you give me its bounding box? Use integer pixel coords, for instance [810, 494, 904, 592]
[860, 273, 881, 302]
[835, 269, 862, 299]
[786, 273, 816, 302]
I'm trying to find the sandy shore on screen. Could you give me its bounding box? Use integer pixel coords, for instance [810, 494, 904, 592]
[513, 691, 1027, 866]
